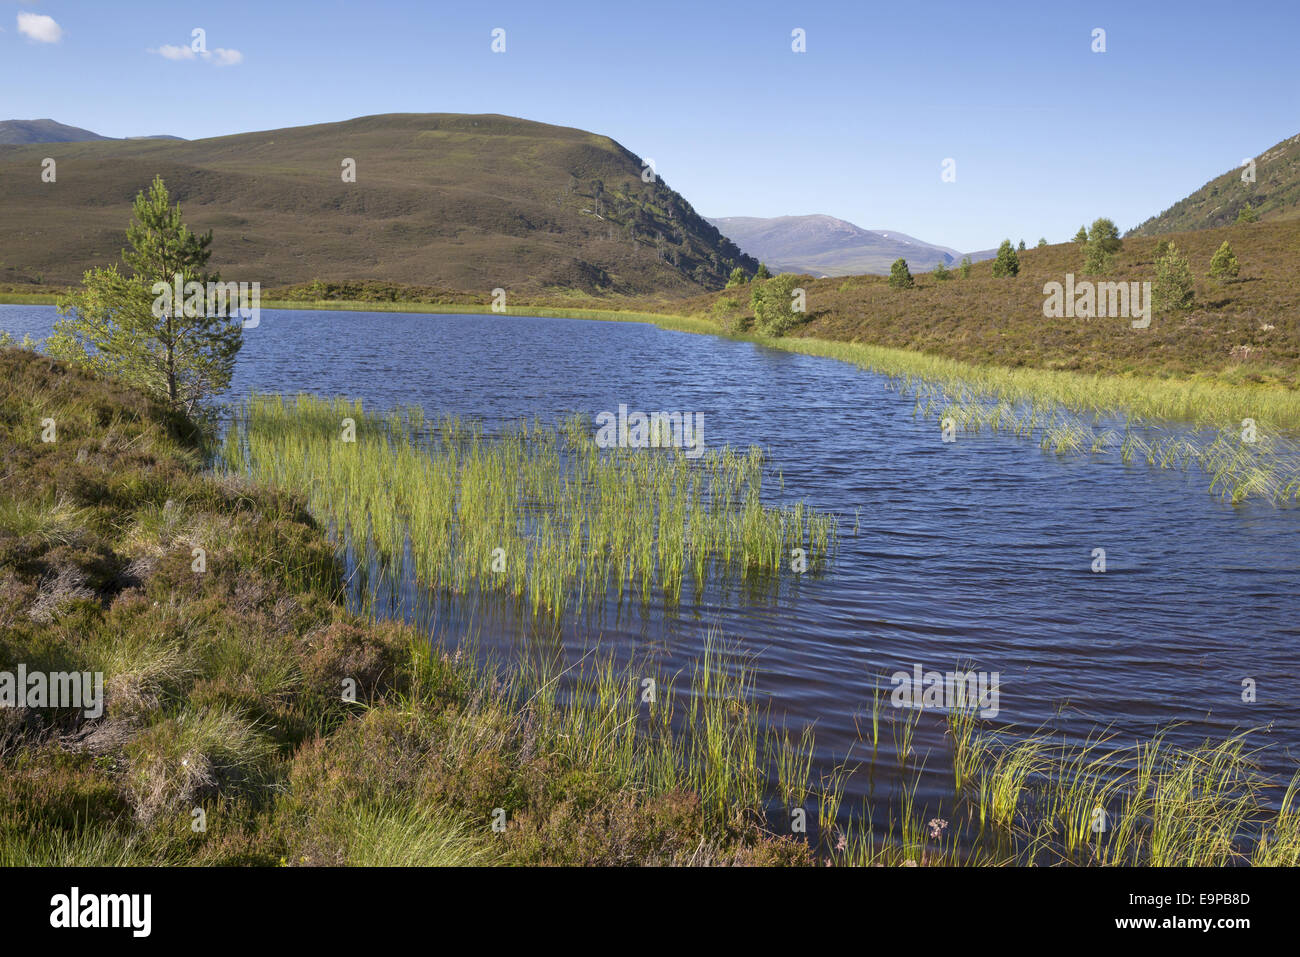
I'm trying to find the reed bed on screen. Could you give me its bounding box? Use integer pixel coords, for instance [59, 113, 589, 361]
[223, 393, 839, 619]
[906, 378, 1300, 504]
[766, 335, 1300, 432]
[471, 644, 1300, 865]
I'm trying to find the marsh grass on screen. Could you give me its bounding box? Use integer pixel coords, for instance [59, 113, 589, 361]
[908, 378, 1300, 503]
[226, 393, 840, 620]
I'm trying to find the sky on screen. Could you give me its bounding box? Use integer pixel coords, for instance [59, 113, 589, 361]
[2, 0, 1298, 252]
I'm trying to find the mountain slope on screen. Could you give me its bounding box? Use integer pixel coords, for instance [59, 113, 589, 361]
[1129, 132, 1300, 235]
[0, 113, 755, 294]
[706, 214, 984, 276]
[0, 119, 111, 145]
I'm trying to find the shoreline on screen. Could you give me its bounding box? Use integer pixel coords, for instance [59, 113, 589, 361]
[4, 292, 1298, 430]
[3, 346, 1295, 866]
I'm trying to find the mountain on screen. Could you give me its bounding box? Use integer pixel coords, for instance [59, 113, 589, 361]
[705, 214, 987, 276]
[1129, 132, 1300, 236]
[0, 119, 112, 145]
[0, 113, 755, 295]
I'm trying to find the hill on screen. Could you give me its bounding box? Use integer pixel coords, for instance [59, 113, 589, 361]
[1130, 132, 1300, 235]
[682, 218, 1300, 387]
[0, 113, 756, 295]
[706, 214, 988, 276]
[0, 119, 111, 145]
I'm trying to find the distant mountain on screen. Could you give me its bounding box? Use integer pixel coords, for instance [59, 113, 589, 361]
[0, 112, 755, 294]
[0, 119, 111, 145]
[1129, 132, 1300, 236]
[0, 119, 187, 145]
[707, 214, 989, 276]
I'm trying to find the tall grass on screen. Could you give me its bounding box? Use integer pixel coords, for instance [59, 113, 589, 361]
[224, 393, 839, 620]
[906, 377, 1300, 503]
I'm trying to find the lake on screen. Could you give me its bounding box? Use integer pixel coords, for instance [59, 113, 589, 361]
[5, 303, 1298, 837]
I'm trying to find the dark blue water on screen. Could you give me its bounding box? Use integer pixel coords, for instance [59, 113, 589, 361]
[6, 304, 1298, 832]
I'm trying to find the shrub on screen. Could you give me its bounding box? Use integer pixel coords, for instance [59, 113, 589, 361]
[932, 260, 952, 281]
[749, 273, 802, 336]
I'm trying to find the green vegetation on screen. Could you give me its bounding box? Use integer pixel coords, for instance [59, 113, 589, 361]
[932, 260, 952, 281]
[749, 273, 803, 337]
[1208, 240, 1241, 282]
[1237, 203, 1260, 224]
[0, 347, 816, 865]
[991, 240, 1019, 277]
[888, 258, 914, 289]
[1153, 242, 1196, 314]
[2, 350, 1298, 865]
[1082, 217, 1122, 275]
[958, 255, 973, 278]
[227, 393, 838, 617]
[48, 176, 241, 415]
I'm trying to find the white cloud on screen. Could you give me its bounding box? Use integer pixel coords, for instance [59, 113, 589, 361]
[17, 12, 63, 43]
[153, 44, 196, 61]
[149, 43, 243, 66]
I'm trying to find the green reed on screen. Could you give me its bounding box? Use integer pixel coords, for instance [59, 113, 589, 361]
[224, 393, 839, 620]
[914, 380, 1300, 504]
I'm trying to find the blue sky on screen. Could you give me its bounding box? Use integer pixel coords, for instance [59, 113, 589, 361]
[3, 0, 1297, 251]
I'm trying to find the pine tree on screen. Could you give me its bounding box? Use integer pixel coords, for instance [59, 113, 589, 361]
[1037, 238, 1048, 247]
[49, 176, 242, 415]
[958, 256, 973, 278]
[1153, 243, 1195, 314]
[889, 258, 914, 288]
[1074, 225, 1089, 245]
[1082, 217, 1122, 275]
[991, 240, 1019, 277]
[1017, 239, 1026, 251]
[1207, 240, 1240, 282]
[725, 267, 748, 288]
[932, 259, 952, 281]
[1236, 203, 1259, 224]
[755, 262, 772, 279]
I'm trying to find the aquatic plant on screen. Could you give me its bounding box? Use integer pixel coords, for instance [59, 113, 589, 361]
[226, 393, 840, 619]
